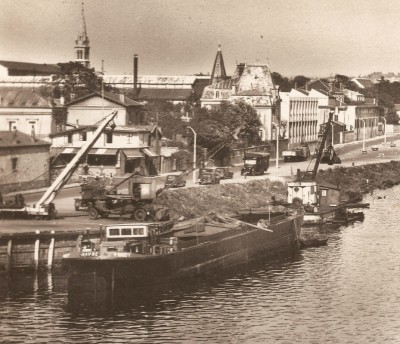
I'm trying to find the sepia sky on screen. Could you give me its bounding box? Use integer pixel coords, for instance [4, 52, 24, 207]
[1, 0, 400, 78]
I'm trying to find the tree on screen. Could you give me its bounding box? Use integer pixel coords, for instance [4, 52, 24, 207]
[292, 75, 311, 89]
[272, 72, 291, 92]
[57, 62, 102, 101]
[212, 100, 262, 146]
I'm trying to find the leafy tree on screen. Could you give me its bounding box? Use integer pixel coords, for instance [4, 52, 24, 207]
[56, 62, 102, 101]
[292, 75, 311, 89]
[385, 111, 400, 124]
[272, 72, 291, 92]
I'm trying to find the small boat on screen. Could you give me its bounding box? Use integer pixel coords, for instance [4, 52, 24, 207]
[63, 211, 303, 292]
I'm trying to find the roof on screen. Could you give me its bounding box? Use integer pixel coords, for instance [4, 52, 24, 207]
[50, 124, 159, 137]
[135, 88, 193, 101]
[66, 91, 142, 107]
[301, 79, 342, 94]
[352, 78, 375, 89]
[103, 75, 199, 85]
[0, 87, 53, 107]
[0, 130, 50, 148]
[0, 61, 60, 75]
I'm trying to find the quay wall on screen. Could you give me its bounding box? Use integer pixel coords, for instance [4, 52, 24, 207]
[0, 230, 100, 271]
[2, 160, 400, 271]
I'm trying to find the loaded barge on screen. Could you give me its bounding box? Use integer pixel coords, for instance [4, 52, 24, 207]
[63, 211, 303, 291]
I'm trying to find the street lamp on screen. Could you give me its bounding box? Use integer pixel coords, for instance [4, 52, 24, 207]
[187, 126, 197, 184]
[382, 117, 387, 144]
[360, 119, 366, 154]
[331, 122, 334, 146]
[271, 122, 279, 169]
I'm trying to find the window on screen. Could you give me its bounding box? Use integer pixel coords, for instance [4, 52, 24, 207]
[109, 228, 120, 236]
[321, 190, 327, 197]
[11, 157, 18, 172]
[77, 50, 83, 59]
[215, 91, 220, 98]
[67, 132, 73, 144]
[121, 228, 132, 236]
[106, 132, 113, 144]
[9, 121, 17, 131]
[127, 133, 133, 143]
[79, 131, 87, 141]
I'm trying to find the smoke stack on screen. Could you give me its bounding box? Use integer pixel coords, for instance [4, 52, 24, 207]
[133, 54, 138, 97]
[119, 92, 125, 103]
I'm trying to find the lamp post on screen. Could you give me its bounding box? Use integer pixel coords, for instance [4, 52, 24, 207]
[331, 122, 335, 146]
[360, 119, 366, 153]
[271, 122, 279, 169]
[382, 117, 387, 144]
[187, 126, 197, 184]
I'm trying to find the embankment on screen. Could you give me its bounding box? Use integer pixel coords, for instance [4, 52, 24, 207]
[154, 160, 400, 219]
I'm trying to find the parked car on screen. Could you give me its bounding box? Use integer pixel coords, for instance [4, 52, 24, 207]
[390, 142, 396, 147]
[164, 174, 186, 188]
[371, 146, 379, 151]
[215, 167, 234, 179]
[199, 168, 221, 185]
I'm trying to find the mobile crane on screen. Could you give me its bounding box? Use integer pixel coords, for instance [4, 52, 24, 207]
[0, 110, 119, 219]
[287, 111, 341, 207]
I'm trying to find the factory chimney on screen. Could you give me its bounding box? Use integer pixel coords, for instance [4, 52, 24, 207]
[133, 54, 138, 98]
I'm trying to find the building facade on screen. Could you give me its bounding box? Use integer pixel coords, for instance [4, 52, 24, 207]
[0, 88, 66, 141]
[65, 91, 143, 127]
[0, 131, 51, 193]
[280, 89, 319, 148]
[50, 125, 161, 177]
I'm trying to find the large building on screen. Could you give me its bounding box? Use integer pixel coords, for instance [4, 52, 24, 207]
[201, 45, 280, 141]
[0, 88, 66, 141]
[0, 130, 51, 193]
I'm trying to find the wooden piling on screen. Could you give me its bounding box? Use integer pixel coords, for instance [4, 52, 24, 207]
[47, 230, 55, 269]
[34, 230, 40, 270]
[6, 238, 12, 272]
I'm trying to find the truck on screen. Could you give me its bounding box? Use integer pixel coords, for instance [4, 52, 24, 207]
[240, 152, 270, 176]
[84, 174, 170, 221]
[282, 144, 310, 162]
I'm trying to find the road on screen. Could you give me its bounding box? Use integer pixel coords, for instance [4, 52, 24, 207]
[2, 134, 399, 233]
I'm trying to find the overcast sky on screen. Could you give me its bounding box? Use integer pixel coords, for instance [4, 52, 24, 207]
[1, 0, 400, 78]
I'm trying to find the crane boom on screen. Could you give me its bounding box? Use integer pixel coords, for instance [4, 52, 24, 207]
[301, 111, 334, 181]
[26, 110, 118, 216]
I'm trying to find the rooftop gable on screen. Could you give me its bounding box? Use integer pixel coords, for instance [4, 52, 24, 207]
[0, 130, 50, 147]
[0, 60, 60, 76]
[66, 91, 142, 107]
[0, 87, 53, 107]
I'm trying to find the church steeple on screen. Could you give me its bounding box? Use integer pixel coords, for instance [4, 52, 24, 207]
[74, 2, 90, 68]
[210, 42, 227, 84]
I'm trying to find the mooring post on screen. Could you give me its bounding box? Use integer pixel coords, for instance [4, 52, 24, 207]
[34, 230, 40, 270]
[6, 238, 13, 272]
[47, 230, 55, 269]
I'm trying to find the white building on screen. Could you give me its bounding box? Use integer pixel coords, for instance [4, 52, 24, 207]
[50, 124, 161, 177]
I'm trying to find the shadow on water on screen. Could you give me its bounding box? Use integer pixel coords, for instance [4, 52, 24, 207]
[65, 249, 304, 317]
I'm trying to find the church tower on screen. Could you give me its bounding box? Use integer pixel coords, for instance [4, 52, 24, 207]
[210, 42, 227, 84]
[74, 2, 90, 68]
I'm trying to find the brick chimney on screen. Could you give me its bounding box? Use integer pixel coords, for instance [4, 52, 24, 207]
[133, 54, 138, 97]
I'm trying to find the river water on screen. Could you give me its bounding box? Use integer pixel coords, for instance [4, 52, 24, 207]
[1, 185, 400, 343]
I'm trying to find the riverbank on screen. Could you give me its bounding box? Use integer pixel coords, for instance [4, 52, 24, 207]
[154, 159, 400, 219]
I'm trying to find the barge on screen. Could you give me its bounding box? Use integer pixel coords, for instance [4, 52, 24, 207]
[63, 211, 303, 291]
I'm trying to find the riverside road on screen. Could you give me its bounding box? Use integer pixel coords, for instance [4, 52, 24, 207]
[1, 134, 399, 233]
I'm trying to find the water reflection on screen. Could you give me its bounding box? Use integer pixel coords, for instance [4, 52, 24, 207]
[2, 187, 400, 343]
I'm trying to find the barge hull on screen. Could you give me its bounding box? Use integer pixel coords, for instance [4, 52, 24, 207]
[65, 215, 302, 290]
